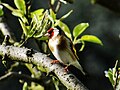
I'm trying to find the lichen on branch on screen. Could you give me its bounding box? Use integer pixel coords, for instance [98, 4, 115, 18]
[0, 45, 88, 90]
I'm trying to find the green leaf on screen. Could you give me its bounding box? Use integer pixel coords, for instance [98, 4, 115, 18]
[60, 10, 73, 20]
[2, 61, 7, 68]
[12, 9, 23, 17]
[2, 3, 15, 11]
[50, 9, 56, 22]
[105, 60, 119, 87]
[73, 23, 89, 38]
[105, 69, 114, 86]
[22, 82, 28, 90]
[91, 0, 97, 4]
[52, 76, 59, 90]
[14, 0, 26, 14]
[38, 37, 48, 40]
[73, 38, 85, 51]
[0, 7, 4, 16]
[80, 35, 103, 45]
[30, 9, 44, 18]
[30, 82, 44, 90]
[56, 20, 72, 39]
[79, 41, 85, 51]
[12, 9, 28, 24]
[32, 85, 44, 90]
[18, 19, 28, 36]
[51, 0, 56, 5]
[59, 0, 67, 4]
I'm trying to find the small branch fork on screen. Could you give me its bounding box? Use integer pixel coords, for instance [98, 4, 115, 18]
[0, 71, 50, 87]
[49, 0, 62, 13]
[0, 72, 40, 83]
[0, 17, 16, 44]
[0, 45, 88, 90]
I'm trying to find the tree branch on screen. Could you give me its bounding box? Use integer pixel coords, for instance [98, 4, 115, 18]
[0, 16, 16, 43]
[0, 72, 39, 82]
[0, 71, 51, 87]
[0, 45, 88, 90]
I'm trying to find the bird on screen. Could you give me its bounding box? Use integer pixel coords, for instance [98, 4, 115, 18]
[45, 27, 85, 75]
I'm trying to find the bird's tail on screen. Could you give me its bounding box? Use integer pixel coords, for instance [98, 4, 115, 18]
[72, 61, 86, 75]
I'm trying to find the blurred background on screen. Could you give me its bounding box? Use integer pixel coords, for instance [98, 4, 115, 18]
[0, 0, 120, 90]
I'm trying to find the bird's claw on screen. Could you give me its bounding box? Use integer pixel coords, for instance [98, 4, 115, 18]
[64, 66, 69, 72]
[51, 60, 59, 64]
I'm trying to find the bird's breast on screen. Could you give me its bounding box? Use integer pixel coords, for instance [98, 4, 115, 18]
[48, 38, 59, 52]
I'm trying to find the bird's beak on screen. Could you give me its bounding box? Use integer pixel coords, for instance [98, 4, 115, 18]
[44, 32, 50, 37]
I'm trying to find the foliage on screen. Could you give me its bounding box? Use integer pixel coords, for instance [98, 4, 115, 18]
[90, 0, 97, 4]
[0, 5, 4, 16]
[0, 0, 103, 90]
[105, 60, 120, 90]
[23, 82, 44, 90]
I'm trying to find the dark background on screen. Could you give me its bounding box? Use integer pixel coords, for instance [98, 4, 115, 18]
[0, 0, 120, 90]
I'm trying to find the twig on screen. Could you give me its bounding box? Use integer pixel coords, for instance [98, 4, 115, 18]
[48, 0, 62, 13]
[0, 45, 88, 90]
[0, 16, 16, 43]
[114, 68, 119, 90]
[55, 0, 62, 13]
[48, 0, 55, 12]
[0, 72, 43, 84]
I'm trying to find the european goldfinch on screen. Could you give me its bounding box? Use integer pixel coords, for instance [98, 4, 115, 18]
[45, 27, 85, 75]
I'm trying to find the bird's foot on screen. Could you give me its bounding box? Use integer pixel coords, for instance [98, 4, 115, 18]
[47, 54, 50, 56]
[64, 66, 69, 72]
[51, 60, 60, 64]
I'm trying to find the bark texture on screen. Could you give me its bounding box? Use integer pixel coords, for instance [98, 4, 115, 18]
[0, 45, 88, 90]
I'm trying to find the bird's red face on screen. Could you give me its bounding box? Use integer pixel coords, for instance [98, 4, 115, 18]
[45, 28, 54, 39]
[45, 28, 60, 39]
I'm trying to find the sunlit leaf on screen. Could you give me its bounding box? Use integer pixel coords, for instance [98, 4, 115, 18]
[116, 82, 120, 90]
[79, 40, 85, 51]
[50, 9, 56, 22]
[30, 82, 44, 90]
[33, 17, 48, 38]
[48, 15, 54, 27]
[12, 9, 23, 17]
[51, 0, 56, 5]
[105, 69, 114, 86]
[12, 9, 28, 24]
[59, 0, 67, 4]
[39, 37, 48, 40]
[73, 38, 85, 51]
[2, 61, 7, 68]
[22, 82, 28, 90]
[19, 19, 28, 36]
[52, 76, 59, 90]
[30, 9, 44, 18]
[105, 60, 119, 87]
[113, 60, 118, 78]
[14, 0, 26, 14]
[56, 20, 72, 39]
[80, 35, 103, 45]
[0, 8, 4, 16]
[80, 43, 85, 51]
[118, 67, 120, 71]
[60, 10, 73, 20]
[73, 23, 89, 38]
[2, 3, 15, 11]
[32, 85, 44, 90]
[64, 0, 75, 3]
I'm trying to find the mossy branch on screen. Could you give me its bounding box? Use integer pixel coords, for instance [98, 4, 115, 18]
[0, 45, 88, 90]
